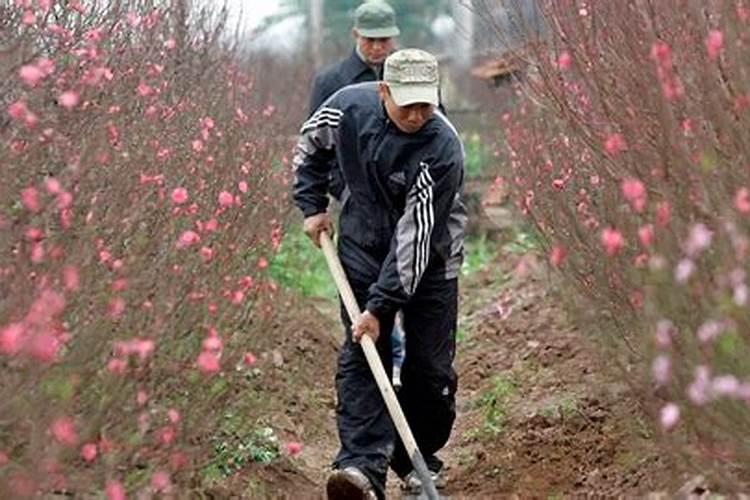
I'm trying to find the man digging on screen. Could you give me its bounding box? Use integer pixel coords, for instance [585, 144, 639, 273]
[293, 48, 466, 499]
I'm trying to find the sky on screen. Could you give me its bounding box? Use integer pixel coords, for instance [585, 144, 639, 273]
[224, 0, 283, 32]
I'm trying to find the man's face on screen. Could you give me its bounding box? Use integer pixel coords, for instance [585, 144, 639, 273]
[354, 30, 396, 65]
[378, 83, 434, 134]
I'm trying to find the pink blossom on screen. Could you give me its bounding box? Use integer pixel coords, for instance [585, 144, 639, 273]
[151, 470, 172, 492]
[126, 11, 141, 27]
[286, 441, 303, 457]
[24, 111, 38, 129]
[57, 191, 73, 210]
[200, 246, 214, 262]
[204, 218, 219, 232]
[652, 355, 671, 386]
[735, 188, 750, 214]
[19, 64, 45, 87]
[258, 257, 269, 270]
[171, 187, 188, 204]
[8, 100, 29, 121]
[108, 297, 126, 318]
[697, 320, 724, 344]
[27, 333, 61, 363]
[22, 9, 36, 25]
[202, 335, 222, 352]
[81, 443, 98, 463]
[243, 352, 257, 367]
[684, 223, 713, 257]
[655, 319, 675, 348]
[218, 191, 234, 207]
[549, 245, 567, 267]
[638, 225, 654, 248]
[192, 139, 204, 153]
[106, 480, 126, 500]
[58, 91, 80, 110]
[136, 390, 149, 406]
[734, 284, 748, 306]
[197, 350, 220, 374]
[231, 290, 245, 304]
[674, 258, 695, 283]
[712, 375, 740, 397]
[50, 417, 78, 446]
[177, 230, 201, 249]
[0, 323, 24, 355]
[45, 177, 62, 195]
[557, 51, 572, 71]
[107, 358, 127, 375]
[604, 133, 627, 156]
[688, 366, 712, 405]
[655, 201, 671, 227]
[157, 426, 176, 446]
[660, 403, 680, 431]
[600, 228, 625, 256]
[165, 38, 177, 50]
[38, 0, 54, 13]
[137, 82, 153, 97]
[706, 30, 724, 60]
[0, 450, 8, 466]
[621, 178, 647, 212]
[238, 181, 249, 193]
[30, 241, 45, 263]
[133, 339, 155, 360]
[168, 409, 181, 424]
[21, 187, 40, 212]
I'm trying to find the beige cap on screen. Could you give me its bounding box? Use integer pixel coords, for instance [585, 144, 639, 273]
[383, 49, 439, 106]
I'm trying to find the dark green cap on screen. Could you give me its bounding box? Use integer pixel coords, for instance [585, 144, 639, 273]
[354, 1, 400, 38]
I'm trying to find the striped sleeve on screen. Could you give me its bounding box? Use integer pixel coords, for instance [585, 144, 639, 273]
[292, 106, 343, 217]
[366, 156, 462, 320]
[398, 163, 436, 295]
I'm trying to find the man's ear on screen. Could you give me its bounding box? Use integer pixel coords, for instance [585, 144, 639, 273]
[352, 28, 359, 41]
[377, 82, 390, 100]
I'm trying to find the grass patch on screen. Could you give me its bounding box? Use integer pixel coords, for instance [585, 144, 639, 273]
[270, 224, 337, 299]
[202, 422, 281, 481]
[469, 374, 518, 438]
[462, 133, 493, 179]
[540, 396, 580, 421]
[462, 233, 499, 276]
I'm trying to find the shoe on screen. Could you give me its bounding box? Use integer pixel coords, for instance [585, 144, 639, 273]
[326, 466, 377, 500]
[401, 469, 446, 495]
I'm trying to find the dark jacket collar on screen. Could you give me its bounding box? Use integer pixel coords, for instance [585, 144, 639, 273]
[342, 48, 380, 81]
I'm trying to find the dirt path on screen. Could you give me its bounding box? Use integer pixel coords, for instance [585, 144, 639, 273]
[253, 248, 683, 499]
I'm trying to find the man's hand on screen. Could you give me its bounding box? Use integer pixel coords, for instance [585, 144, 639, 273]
[303, 212, 334, 248]
[352, 310, 380, 343]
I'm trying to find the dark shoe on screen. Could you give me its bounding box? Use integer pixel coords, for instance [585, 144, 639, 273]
[326, 467, 377, 500]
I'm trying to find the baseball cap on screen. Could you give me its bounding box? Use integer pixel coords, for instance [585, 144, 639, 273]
[354, 1, 400, 38]
[383, 49, 440, 107]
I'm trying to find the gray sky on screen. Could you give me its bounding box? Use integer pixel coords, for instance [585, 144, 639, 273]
[224, 0, 282, 32]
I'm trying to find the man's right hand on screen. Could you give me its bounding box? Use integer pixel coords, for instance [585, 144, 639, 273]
[303, 212, 334, 248]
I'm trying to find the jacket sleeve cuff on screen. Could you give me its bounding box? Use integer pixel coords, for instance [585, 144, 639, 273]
[301, 204, 328, 218]
[365, 297, 396, 323]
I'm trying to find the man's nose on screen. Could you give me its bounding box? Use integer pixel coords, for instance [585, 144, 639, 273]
[407, 108, 423, 122]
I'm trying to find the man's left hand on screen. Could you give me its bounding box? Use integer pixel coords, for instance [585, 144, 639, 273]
[352, 310, 380, 343]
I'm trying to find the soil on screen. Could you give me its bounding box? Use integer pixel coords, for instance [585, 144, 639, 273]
[237, 248, 686, 499]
